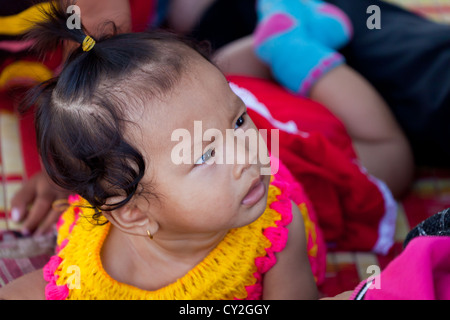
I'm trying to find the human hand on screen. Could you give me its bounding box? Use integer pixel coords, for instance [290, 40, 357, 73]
[9, 171, 71, 236]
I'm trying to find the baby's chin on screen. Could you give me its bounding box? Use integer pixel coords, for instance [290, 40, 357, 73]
[262, 172, 271, 187]
[243, 182, 270, 224]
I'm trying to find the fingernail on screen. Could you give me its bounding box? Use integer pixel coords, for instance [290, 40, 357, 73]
[21, 228, 31, 236]
[11, 208, 20, 222]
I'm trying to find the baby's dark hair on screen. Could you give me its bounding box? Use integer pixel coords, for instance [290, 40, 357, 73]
[23, 0, 211, 213]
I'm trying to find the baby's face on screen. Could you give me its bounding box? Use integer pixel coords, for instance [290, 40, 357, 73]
[131, 55, 271, 237]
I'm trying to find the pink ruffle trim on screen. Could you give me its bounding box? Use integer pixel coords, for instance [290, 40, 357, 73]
[43, 255, 69, 300]
[243, 171, 293, 300]
[43, 194, 81, 300]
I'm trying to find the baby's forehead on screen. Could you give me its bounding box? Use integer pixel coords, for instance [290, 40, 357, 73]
[160, 58, 235, 116]
[132, 59, 239, 152]
[143, 90, 237, 139]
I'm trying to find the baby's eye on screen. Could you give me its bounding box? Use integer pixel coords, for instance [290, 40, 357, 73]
[195, 148, 216, 165]
[234, 112, 247, 130]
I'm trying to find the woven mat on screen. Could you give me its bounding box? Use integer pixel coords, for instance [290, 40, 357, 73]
[385, 0, 450, 23]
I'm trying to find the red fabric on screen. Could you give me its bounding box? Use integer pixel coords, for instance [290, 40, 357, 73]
[227, 75, 391, 252]
[0, 48, 63, 179]
[129, 0, 155, 32]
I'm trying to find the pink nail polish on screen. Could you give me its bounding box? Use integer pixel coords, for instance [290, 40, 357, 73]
[11, 208, 20, 222]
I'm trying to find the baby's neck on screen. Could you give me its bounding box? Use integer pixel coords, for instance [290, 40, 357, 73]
[101, 225, 228, 291]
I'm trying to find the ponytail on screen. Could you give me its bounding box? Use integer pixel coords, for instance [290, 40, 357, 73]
[22, 0, 210, 213]
[26, 0, 96, 57]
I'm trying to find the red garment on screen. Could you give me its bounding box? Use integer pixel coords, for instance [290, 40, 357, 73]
[129, 0, 155, 32]
[227, 75, 396, 253]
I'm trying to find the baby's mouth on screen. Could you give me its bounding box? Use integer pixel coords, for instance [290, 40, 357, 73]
[241, 176, 265, 206]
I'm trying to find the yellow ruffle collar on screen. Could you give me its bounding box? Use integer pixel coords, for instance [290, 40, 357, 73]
[46, 177, 288, 300]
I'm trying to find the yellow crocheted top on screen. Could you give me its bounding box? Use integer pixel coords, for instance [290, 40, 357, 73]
[43, 175, 298, 300]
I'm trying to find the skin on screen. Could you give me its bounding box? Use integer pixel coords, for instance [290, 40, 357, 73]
[8, 0, 220, 236]
[215, 35, 414, 198]
[166, 0, 217, 34]
[0, 46, 318, 300]
[9, 171, 70, 236]
[9, 0, 132, 235]
[9, 0, 415, 237]
[309, 64, 414, 198]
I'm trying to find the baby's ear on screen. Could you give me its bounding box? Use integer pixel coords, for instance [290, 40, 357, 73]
[102, 197, 158, 237]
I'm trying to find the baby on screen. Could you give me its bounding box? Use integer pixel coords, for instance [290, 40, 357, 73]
[0, 1, 321, 299]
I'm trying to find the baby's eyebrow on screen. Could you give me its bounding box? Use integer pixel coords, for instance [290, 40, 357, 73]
[188, 95, 245, 158]
[229, 95, 245, 124]
[189, 121, 217, 159]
